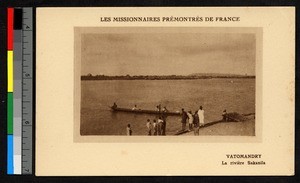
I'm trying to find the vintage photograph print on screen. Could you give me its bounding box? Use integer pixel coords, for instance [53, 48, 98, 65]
[77, 27, 260, 137]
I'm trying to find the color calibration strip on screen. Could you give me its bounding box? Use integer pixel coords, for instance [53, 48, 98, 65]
[7, 7, 33, 175]
[7, 7, 14, 175]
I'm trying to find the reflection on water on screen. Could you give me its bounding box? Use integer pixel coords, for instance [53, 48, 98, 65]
[80, 79, 255, 135]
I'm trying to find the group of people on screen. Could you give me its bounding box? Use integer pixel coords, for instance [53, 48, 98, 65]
[146, 116, 167, 136]
[126, 116, 167, 136]
[127, 104, 168, 136]
[126, 106, 228, 136]
[181, 106, 205, 136]
[132, 104, 168, 113]
[126, 104, 206, 136]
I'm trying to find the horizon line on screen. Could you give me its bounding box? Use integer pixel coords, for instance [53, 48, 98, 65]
[81, 73, 256, 76]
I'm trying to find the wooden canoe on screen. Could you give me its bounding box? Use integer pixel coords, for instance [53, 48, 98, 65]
[110, 107, 181, 116]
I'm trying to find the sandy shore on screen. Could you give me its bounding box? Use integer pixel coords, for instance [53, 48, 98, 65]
[180, 116, 255, 136]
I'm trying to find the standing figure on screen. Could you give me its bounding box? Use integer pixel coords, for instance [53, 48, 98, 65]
[193, 111, 200, 136]
[146, 119, 152, 136]
[198, 106, 205, 127]
[126, 124, 132, 136]
[161, 115, 167, 136]
[181, 108, 188, 131]
[153, 119, 158, 135]
[157, 117, 164, 135]
[222, 109, 228, 121]
[187, 111, 194, 131]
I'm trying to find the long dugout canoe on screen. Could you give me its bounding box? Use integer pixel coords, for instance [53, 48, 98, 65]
[110, 107, 181, 116]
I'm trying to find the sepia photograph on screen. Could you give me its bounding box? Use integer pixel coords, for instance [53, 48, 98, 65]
[78, 27, 258, 136]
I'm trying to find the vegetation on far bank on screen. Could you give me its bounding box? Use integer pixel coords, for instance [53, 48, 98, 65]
[81, 73, 255, 80]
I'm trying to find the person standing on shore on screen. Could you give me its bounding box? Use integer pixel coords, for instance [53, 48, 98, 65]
[126, 124, 132, 136]
[146, 119, 152, 136]
[181, 108, 188, 131]
[193, 111, 200, 135]
[187, 111, 194, 131]
[198, 106, 205, 127]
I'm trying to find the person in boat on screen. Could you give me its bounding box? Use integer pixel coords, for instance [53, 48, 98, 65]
[112, 102, 117, 109]
[156, 104, 162, 112]
[146, 119, 152, 136]
[197, 106, 205, 127]
[193, 111, 200, 136]
[157, 117, 164, 135]
[156, 106, 160, 111]
[162, 106, 168, 113]
[132, 105, 138, 110]
[222, 109, 228, 121]
[181, 108, 188, 131]
[187, 111, 194, 131]
[153, 119, 157, 135]
[126, 124, 132, 136]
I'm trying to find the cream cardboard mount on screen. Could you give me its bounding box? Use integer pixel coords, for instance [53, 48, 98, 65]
[36, 7, 295, 176]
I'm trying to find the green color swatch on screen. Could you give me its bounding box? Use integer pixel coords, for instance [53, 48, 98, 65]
[7, 92, 13, 134]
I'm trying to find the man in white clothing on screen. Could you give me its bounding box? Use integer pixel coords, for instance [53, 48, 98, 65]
[198, 106, 205, 127]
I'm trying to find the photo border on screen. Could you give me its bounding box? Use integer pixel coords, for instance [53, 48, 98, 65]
[74, 27, 263, 143]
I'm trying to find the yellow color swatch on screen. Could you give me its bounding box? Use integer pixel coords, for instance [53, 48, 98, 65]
[7, 51, 13, 92]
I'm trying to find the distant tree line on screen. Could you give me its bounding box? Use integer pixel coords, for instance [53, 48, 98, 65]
[81, 74, 255, 80]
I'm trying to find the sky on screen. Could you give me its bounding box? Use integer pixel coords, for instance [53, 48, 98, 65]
[81, 32, 256, 76]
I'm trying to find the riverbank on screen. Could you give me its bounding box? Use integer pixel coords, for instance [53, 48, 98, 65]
[179, 116, 255, 136]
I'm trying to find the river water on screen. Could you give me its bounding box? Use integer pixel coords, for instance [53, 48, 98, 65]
[80, 79, 255, 135]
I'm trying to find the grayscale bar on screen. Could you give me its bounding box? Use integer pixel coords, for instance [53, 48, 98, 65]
[21, 7, 33, 175]
[13, 29, 22, 175]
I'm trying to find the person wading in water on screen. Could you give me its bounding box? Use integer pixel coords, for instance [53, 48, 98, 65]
[126, 124, 132, 136]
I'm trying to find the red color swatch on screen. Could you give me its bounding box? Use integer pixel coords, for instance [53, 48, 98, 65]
[7, 8, 14, 50]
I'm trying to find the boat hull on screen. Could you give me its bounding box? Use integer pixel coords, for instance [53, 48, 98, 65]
[110, 107, 181, 116]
